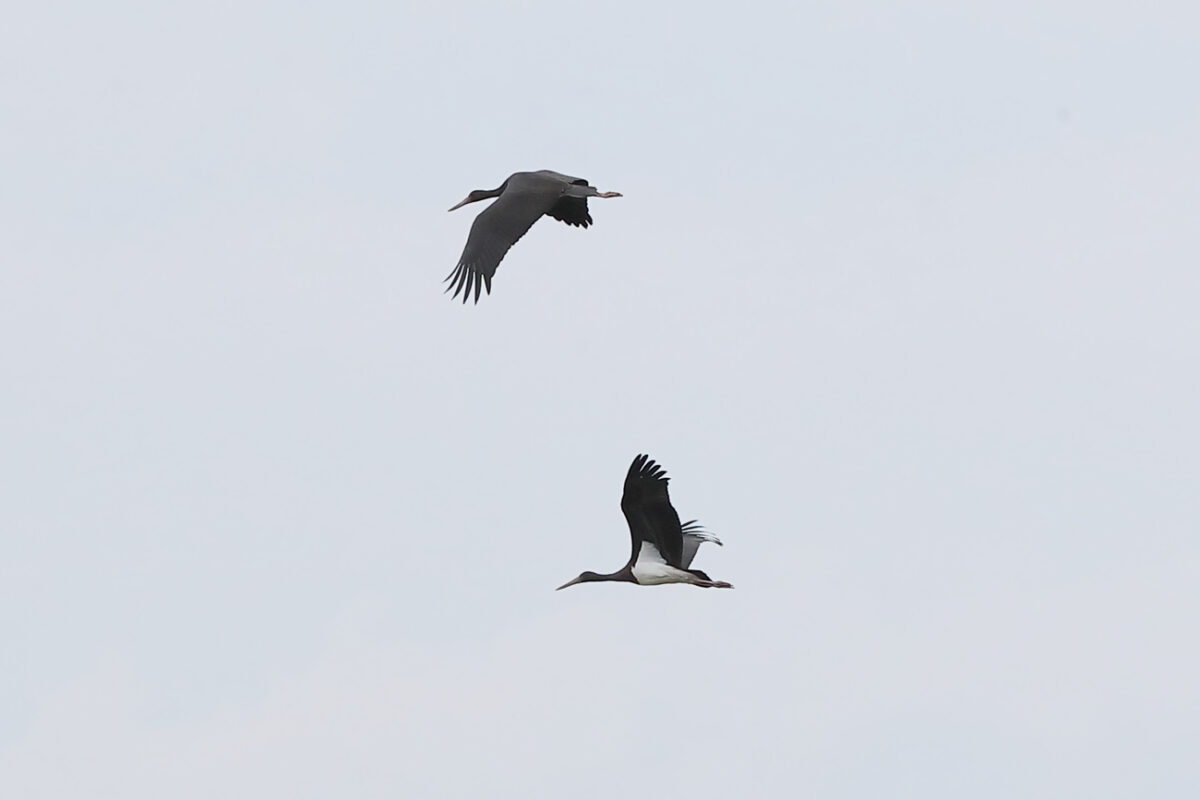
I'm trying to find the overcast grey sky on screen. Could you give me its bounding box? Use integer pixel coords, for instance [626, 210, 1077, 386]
[2, 1, 1198, 797]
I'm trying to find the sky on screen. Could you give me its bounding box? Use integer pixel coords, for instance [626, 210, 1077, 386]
[2, 1, 1198, 797]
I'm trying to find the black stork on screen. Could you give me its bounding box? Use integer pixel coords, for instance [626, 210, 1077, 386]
[445, 170, 622, 303]
[556, 454, 733, 591]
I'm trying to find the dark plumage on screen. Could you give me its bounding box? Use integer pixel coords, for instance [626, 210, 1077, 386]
[445, 170, 621, 303]
[556, 454, 733, 591]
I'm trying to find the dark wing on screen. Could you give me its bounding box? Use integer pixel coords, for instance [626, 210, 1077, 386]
[545, 180, 593, 228]
[545, 196, 592, 228]
[445, 184, 560, 303]
[620, 454, 684, 568]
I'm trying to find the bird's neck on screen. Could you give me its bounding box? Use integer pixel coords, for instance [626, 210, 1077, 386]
[605, 566, 637, 584]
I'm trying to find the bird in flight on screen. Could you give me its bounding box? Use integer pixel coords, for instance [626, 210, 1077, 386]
[556, 454, 733, 591]
[445, 170, 622, 303]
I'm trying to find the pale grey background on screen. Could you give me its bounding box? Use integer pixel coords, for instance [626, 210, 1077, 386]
[2, 2, 1198, 798]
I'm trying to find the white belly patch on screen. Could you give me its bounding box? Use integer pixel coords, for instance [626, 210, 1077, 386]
[631, 541, 696, 585]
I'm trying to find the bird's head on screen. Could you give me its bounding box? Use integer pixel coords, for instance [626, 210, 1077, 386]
[447, 189, 495, 212]
[555, 571, 605, 591]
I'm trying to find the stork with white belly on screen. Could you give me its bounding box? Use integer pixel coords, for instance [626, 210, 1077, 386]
[556, 454, 733, 591]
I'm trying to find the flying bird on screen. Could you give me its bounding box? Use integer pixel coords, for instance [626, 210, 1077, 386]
[556, 454, 733, 591]
[445, 170, 622, 303]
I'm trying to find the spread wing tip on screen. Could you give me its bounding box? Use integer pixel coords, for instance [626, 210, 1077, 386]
[628, 453, 668, 483]
[444, 262, 493, 304]
[681, 519, 722, 546]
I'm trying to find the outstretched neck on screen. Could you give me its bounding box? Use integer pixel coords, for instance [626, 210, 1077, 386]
[557, 566, 636, 590]
[585, 567, 636, 584]
[604, 567, 637, 583]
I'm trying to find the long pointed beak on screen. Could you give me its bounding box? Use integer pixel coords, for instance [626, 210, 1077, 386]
[447, 197, 473, 212]
[555, 577, 583, 591]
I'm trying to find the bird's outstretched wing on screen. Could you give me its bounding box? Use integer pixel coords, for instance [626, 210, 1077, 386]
[680, 520, 722, 569]
[445, 181, 560, 303]
[545, 178, 593, 228]
[620, 454, 685, 568]
[545, 195, 593, 228]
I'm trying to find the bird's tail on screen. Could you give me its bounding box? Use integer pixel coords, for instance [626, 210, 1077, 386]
[685, 568, 733, 588]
